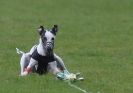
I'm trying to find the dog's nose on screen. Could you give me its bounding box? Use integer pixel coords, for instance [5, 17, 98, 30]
[46, 42, 53, 50]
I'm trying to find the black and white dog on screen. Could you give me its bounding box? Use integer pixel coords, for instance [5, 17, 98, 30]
[17, 25, 77, 80]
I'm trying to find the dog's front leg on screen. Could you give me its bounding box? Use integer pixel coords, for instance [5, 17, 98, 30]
[21, 58, 38, 76]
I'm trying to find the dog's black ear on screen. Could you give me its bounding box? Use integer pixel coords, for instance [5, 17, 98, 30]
[51, 25, 58, 35]
[37, 26, 45, 35]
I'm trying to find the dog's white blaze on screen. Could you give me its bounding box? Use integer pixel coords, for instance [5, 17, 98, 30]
[45, 31, 55, 42]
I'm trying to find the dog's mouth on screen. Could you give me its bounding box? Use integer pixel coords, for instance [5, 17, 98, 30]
[46, 49, 53, 56]
[46, 44, 54, 56]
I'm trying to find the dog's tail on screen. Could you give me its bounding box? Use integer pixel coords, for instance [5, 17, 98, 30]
[16, 48, 25, 55]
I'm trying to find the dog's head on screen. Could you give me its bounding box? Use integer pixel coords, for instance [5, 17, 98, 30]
[37, 25, 58, 55]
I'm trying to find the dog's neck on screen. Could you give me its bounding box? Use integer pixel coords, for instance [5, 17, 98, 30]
[37, 38, 47, 56]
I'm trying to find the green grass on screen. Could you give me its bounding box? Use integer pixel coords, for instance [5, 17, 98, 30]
[0, 0, 133, 93]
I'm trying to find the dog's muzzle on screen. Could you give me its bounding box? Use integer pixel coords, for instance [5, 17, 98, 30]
[46, 42, 54, 56]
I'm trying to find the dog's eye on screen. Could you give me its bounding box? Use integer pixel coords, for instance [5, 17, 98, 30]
[51, 38, 54, 41]
[43, 37, 47, 40]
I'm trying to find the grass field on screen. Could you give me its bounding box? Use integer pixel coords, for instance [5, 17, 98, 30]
[0, 0, 133, 93]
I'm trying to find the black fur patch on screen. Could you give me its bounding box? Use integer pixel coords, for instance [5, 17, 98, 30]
[31, 49, 55, 75]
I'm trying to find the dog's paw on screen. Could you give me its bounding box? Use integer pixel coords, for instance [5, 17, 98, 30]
[20, 71, 28, 76]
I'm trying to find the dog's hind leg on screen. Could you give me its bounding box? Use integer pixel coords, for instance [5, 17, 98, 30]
[20, 53, 31, 76]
